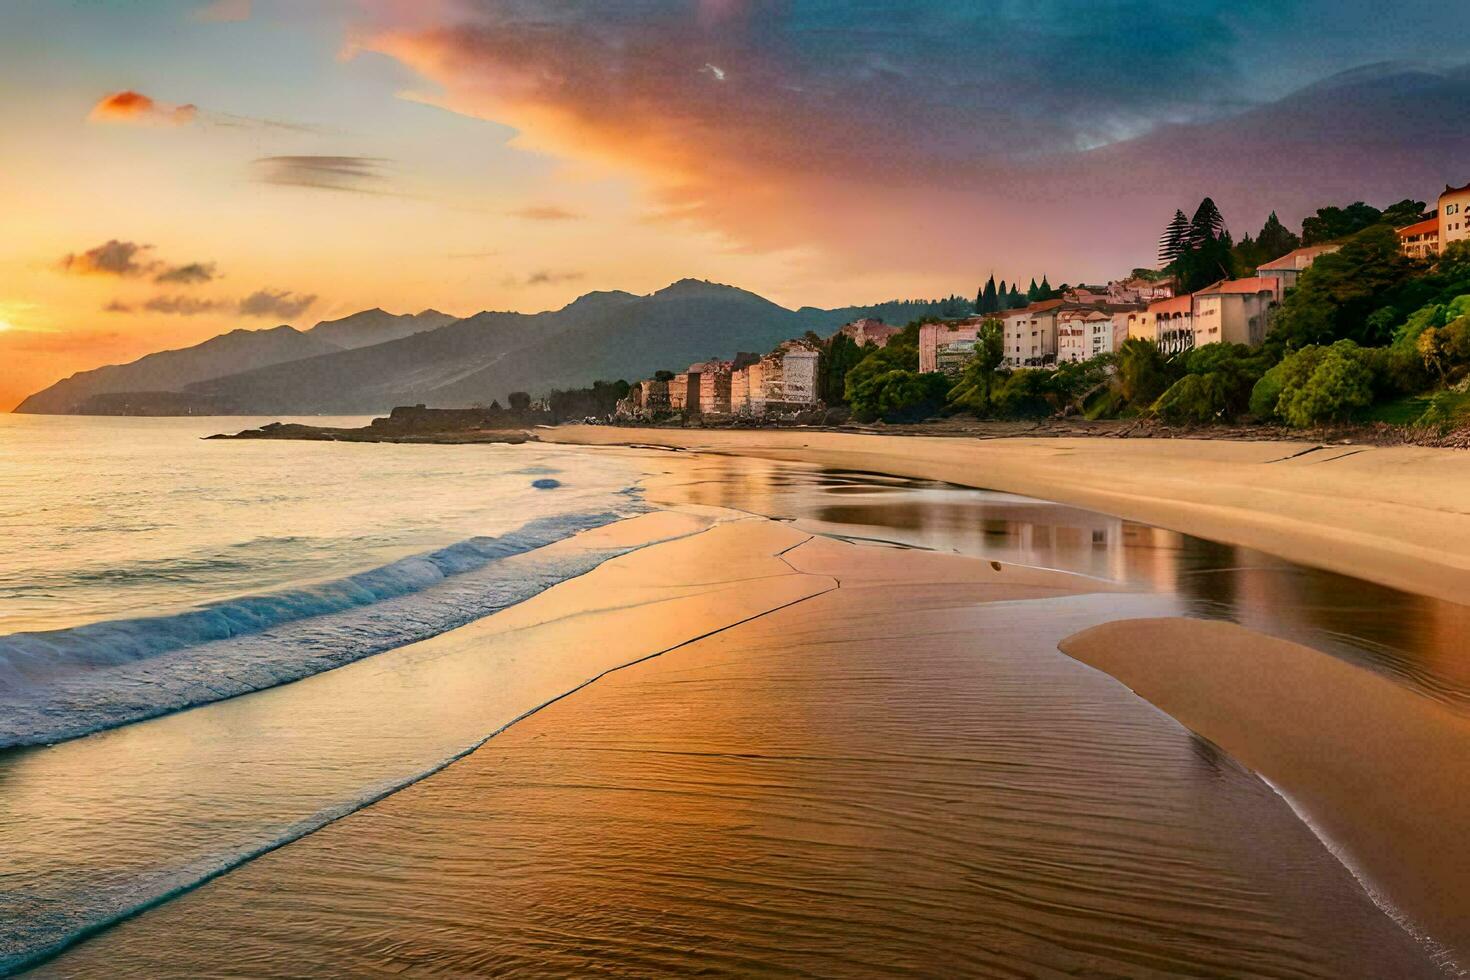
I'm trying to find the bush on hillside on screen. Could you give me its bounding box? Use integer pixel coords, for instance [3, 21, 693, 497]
[847, 369, 949, 422]
[1254, 341, 1375, 427]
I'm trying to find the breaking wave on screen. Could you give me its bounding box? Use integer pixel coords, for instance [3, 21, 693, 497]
[0, 510, 638, 748]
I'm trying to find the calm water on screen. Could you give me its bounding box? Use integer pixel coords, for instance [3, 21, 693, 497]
[1, 419, 1462, 975]
[668, 456, 1470, 712]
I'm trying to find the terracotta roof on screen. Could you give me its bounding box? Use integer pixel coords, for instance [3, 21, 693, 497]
[1256, 244, 1339, 272]
[1148, 294, 1193, 316]
[1396, 217, 1439, 237]
[1196, 277, 1277, 296]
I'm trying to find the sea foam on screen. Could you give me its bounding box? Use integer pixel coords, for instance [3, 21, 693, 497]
[0, 510, 638, 747]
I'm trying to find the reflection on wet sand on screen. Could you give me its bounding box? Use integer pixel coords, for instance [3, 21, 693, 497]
[662, 456, 1470, 709]
[35, 538, 1436, 978]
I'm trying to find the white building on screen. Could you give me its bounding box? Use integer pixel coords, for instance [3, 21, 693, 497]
[1192, 278, 1277, 348]
[1001, 300, 1067, 367]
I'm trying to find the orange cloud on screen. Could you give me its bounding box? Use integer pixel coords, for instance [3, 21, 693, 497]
[89, 91, 198, 126]
[58, 240, 158, 278]
[351, 12, 1029, 282]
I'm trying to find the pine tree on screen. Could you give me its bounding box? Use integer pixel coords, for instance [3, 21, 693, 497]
[1039, 275, 1053, 300]
[1158, 209, 1190, 267]
[1009, 285, 1024, 308]
[1256, 211, 1300, 262]
[981, 275, 998, 314]
[1027, 278, 1040, 302]
[1189, 198, 1226, 248]
[975, 286, 984, 314]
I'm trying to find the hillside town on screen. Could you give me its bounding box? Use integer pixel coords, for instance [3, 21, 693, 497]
[616, 179, 1470, 426]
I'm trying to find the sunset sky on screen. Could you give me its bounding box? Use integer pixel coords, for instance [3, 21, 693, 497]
[4, 0, 1470, 409]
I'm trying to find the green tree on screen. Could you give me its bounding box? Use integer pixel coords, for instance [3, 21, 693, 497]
[1277, 344, 1375, 426]
[990, 370, 1054, 418]
[1116, 338, 1172, 408]
[1301, 202, 1382, 245]
[507, 391, 532, 413]
[946, 319, 1006, 414]
[1268, 225, 1418, 350]
[1158, 209, 1190, 267]
[1170, 197, 1234, 292]
[1027, 278, 1040, 302]
[1152, 344, 1268, 422]
[980, 275, 999, 314]
[1379, 198, 1428, 229]
[1008, 284, 1024, 308]
[1252, 341, 1374, 426]
[1038, 275, 1054, 300]
[821, 333, 867, 404]
[847, 369, 950, 422]
[1257, 211, 1300, 261]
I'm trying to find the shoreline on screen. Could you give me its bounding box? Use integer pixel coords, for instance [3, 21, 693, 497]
[543, 425, 1470, 606]
[1060, 617, 1470, 968]
[28, 491, 1439, 977]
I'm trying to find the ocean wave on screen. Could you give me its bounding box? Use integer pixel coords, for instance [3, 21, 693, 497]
[0, 509, 641, 748]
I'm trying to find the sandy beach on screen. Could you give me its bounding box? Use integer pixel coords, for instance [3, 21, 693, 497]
[544, 426, 1470, 606]
[23, 444, 1457, 977]
[1062, 617, 1470, 964]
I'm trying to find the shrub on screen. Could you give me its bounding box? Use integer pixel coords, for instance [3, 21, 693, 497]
[990, 369, 1055, 418]
[1116, 339, 1171, 407]
[1273, 341, 1375, 427]
[847, 369, 949, 422]
[1152, 373, 1234, 423]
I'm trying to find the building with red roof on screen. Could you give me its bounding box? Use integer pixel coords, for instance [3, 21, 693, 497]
[1193, 278, 1278, 347]
[1398, 217, 1440, 260]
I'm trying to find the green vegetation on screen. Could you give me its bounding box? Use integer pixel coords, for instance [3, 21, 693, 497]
[946, 320, 1006, 412]
[806, 202, 1470, 434]
[841, 318, 950, 422]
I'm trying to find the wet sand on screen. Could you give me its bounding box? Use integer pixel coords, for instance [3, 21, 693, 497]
[1061, 616, 1470, 967]
[33, 511, 1439, 976]
[543, 426, 1470, 605]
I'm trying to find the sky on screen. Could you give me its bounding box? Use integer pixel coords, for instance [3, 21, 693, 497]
[4, 0, 1470, 409]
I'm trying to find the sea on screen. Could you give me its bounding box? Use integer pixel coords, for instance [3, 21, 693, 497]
[0, 414, 650, 745]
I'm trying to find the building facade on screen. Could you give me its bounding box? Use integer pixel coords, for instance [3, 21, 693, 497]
[1439, 181, 1470, 253]
[1147, 295, 1195, 355]
[1191, 278, 1276, 348]
[1107, 275, 1175, 305]
[1398, 217, 1441, 260]
[1254, 244, 1339, 295]
[698, 361, 733, 415]
[730, 367, 750, 413]
[838, 317, 901, 348]
[1002, 300, 1067, 367]
[918, 318, 984, 373]
[668, 372, 692, 411]
[759, 341, 821, 407]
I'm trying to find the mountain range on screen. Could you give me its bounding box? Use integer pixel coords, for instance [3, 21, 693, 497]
[15, 280, 947, 416]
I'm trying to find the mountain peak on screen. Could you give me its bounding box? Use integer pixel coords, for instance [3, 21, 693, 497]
[559, 289, 639, 314]
[650, 278, 744, 300]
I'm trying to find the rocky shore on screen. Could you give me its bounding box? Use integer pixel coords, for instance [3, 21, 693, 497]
[209, 405, 534, 444]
